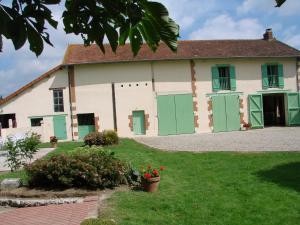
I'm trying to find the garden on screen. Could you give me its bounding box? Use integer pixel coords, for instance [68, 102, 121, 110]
[1, 132, 300, 225]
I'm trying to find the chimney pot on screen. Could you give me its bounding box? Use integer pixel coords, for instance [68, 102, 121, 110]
[264, 28, 274, 41]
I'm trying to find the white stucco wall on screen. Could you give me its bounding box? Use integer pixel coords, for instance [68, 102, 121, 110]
[0, 57, 298, 139]
[0, 69, 72, 141]
[195, 58, 298, 132]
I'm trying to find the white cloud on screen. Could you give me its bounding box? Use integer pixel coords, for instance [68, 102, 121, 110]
[237, 0, 300, 16]
[158, 0, 216, 30]
[189, 14, 264, 40]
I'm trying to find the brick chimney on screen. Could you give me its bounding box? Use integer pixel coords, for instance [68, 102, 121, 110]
[263, 28, 274, 41]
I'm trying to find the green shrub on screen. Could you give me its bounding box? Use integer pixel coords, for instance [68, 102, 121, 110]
[103, 130, 119, 145]
[5, 133, 41, 171]
[84, 131, 119, 146]
[25, 148, 130, 189]
[84, 132, 104, 146]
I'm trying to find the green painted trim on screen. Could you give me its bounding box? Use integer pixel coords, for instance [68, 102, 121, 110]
[215, 64, 230, 67]
[28, 114, 68, 119]
[257, 89, 292, 94]
[206, 92, 243, 97]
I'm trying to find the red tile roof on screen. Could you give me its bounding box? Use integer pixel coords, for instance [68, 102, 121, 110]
[63, 39, 300, 65]
[0, 65, 62, 106]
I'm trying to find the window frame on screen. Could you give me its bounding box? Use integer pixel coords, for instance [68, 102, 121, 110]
[30, 118, 43, 127]
[217, 66, 231, 91]
[266, 64, 279, 88]
[53, 89, 64, 112]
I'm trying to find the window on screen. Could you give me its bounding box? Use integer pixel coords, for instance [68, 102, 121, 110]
[77, 113, 95, 126]
[0, 114, 16, 128]
[53, 89, 64, 112]
[212, 65, 236, 92]
[261, 63, 284, 89]
[218, 66, 231, 90]
[267, 65, 279, 88]
[31, 118, 43, 127]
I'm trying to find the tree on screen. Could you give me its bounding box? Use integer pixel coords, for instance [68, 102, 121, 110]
[0, 0, 287, 57]
[0, 0, 179, 56]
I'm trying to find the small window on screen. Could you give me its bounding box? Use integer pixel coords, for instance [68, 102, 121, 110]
[31, 118, 43, 127]
[218, 66, 231, 90]
[267, 65, 279, 88]
[77, 113, 95, 126]
[53, 89, 64, 112]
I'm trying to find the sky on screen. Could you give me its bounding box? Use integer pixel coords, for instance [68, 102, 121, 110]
[1, 0, 300, 97]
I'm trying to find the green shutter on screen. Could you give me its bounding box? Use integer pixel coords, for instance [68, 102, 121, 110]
[230, 65, 236, 91]
[211, 66, 220, 92]
[261, 64, 269, 89]
[278, 64, 284, 88]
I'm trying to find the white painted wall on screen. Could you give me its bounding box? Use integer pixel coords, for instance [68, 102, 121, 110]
[0, 69, 72, 141]
[195, 58, 298, 132]
[0, 57, 298, 139]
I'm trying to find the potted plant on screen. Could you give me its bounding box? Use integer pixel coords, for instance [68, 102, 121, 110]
[242, 123, 251, 131]
[140, 165, 165, 192]
[50, 136, 58, 148]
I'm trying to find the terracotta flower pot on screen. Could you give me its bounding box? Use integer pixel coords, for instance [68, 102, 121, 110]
[142, 176, 160, 192]
[51, 142, 57, 148]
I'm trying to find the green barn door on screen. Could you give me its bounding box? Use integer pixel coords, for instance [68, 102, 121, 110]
[53, 115, 67, 140]
[249, 94, 264, 128]
[287, 92, 300, 126]
[175, 94, 195, 134]
[212, 95, 227, 132]
[78, 126, 95, 140]
[157, 95, 177, 135]
[225, 95, 241, 131]
[133, 111, 146, 135]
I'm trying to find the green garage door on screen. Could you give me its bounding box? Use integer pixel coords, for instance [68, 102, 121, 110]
[157, 94, 195, 135]
[78, 125, 95, 140]
[212, 94, 240, 132]
[249, 94, 264, 128]
[287, 92, 300, 126]
[53, 115, 67, 140]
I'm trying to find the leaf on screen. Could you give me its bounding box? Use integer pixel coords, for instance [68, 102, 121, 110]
[27, 24, 44, 56]
[129, 26, 143, 56]
[8, 17, 27, 50]
[119, 22, 130, 45]
[275, 0, 286, 7]
[103, 23, 118, 52]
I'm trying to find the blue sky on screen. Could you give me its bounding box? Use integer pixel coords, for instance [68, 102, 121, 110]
[1, 0, 300, 97]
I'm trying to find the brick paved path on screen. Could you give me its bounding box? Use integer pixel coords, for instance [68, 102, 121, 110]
[0, 196, 98, 225]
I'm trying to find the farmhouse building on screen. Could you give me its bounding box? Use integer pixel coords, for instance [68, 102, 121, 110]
[0, 29, 300, 142]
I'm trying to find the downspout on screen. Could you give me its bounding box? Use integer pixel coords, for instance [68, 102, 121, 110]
[68, 66, 74, 141]
[297, 57, 300, 92]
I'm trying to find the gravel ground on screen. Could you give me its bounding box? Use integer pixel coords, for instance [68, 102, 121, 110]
[135, 127, 300, 152]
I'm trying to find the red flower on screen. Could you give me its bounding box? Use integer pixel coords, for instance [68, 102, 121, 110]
[144, 173, 152, 179]
[153, 169, 159, 176]
[160, 166, 165, 171]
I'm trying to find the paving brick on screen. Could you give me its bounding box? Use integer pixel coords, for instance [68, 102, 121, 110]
[0, 196, 98, 225]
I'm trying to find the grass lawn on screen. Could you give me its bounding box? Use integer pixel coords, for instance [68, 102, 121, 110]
[2, 139, 300, 225]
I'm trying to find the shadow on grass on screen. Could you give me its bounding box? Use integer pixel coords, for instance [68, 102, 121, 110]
[256, 162, 300, 192]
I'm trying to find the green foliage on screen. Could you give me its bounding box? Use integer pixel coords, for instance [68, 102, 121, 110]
[84, 132, 104, 146]
[0, 0, 179, 56]
[84, 131, 119, 146]
[275, 0, 286, 7]
[81, 219, 116, 225]
[25, 148, 131, 189]
[103, 130, 119, 146]
[4, 133, 41, 172]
